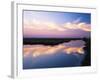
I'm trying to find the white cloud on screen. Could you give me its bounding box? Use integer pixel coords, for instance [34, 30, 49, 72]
[24, 19, 91, 32]
[24, 19, 65, 31]
[63, 22, 91, 32]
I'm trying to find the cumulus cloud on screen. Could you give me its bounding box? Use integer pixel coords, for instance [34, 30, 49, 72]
[23, 40, 85, 57]
[63, 22, 91, 32]
[24, 19, 91, 32]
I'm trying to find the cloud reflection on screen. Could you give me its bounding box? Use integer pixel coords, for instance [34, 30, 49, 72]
[23, 40, 85, 57]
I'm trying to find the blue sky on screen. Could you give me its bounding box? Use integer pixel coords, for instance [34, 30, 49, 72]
[23, 10, 91, 24]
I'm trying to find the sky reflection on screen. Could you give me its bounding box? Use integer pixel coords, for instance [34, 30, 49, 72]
[24, 40, 85, 57]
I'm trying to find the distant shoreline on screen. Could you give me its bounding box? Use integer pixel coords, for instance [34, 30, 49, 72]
[23, 38, 90, 45]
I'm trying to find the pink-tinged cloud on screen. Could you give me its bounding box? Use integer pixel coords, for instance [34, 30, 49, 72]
[23, 40, 85, 57]
[24, 19, 91, 38]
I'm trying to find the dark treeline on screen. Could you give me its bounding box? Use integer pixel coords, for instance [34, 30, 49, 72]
[23, 38, 89, 45]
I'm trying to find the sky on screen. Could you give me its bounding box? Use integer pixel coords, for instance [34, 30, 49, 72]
[23, 10, 91, 38]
